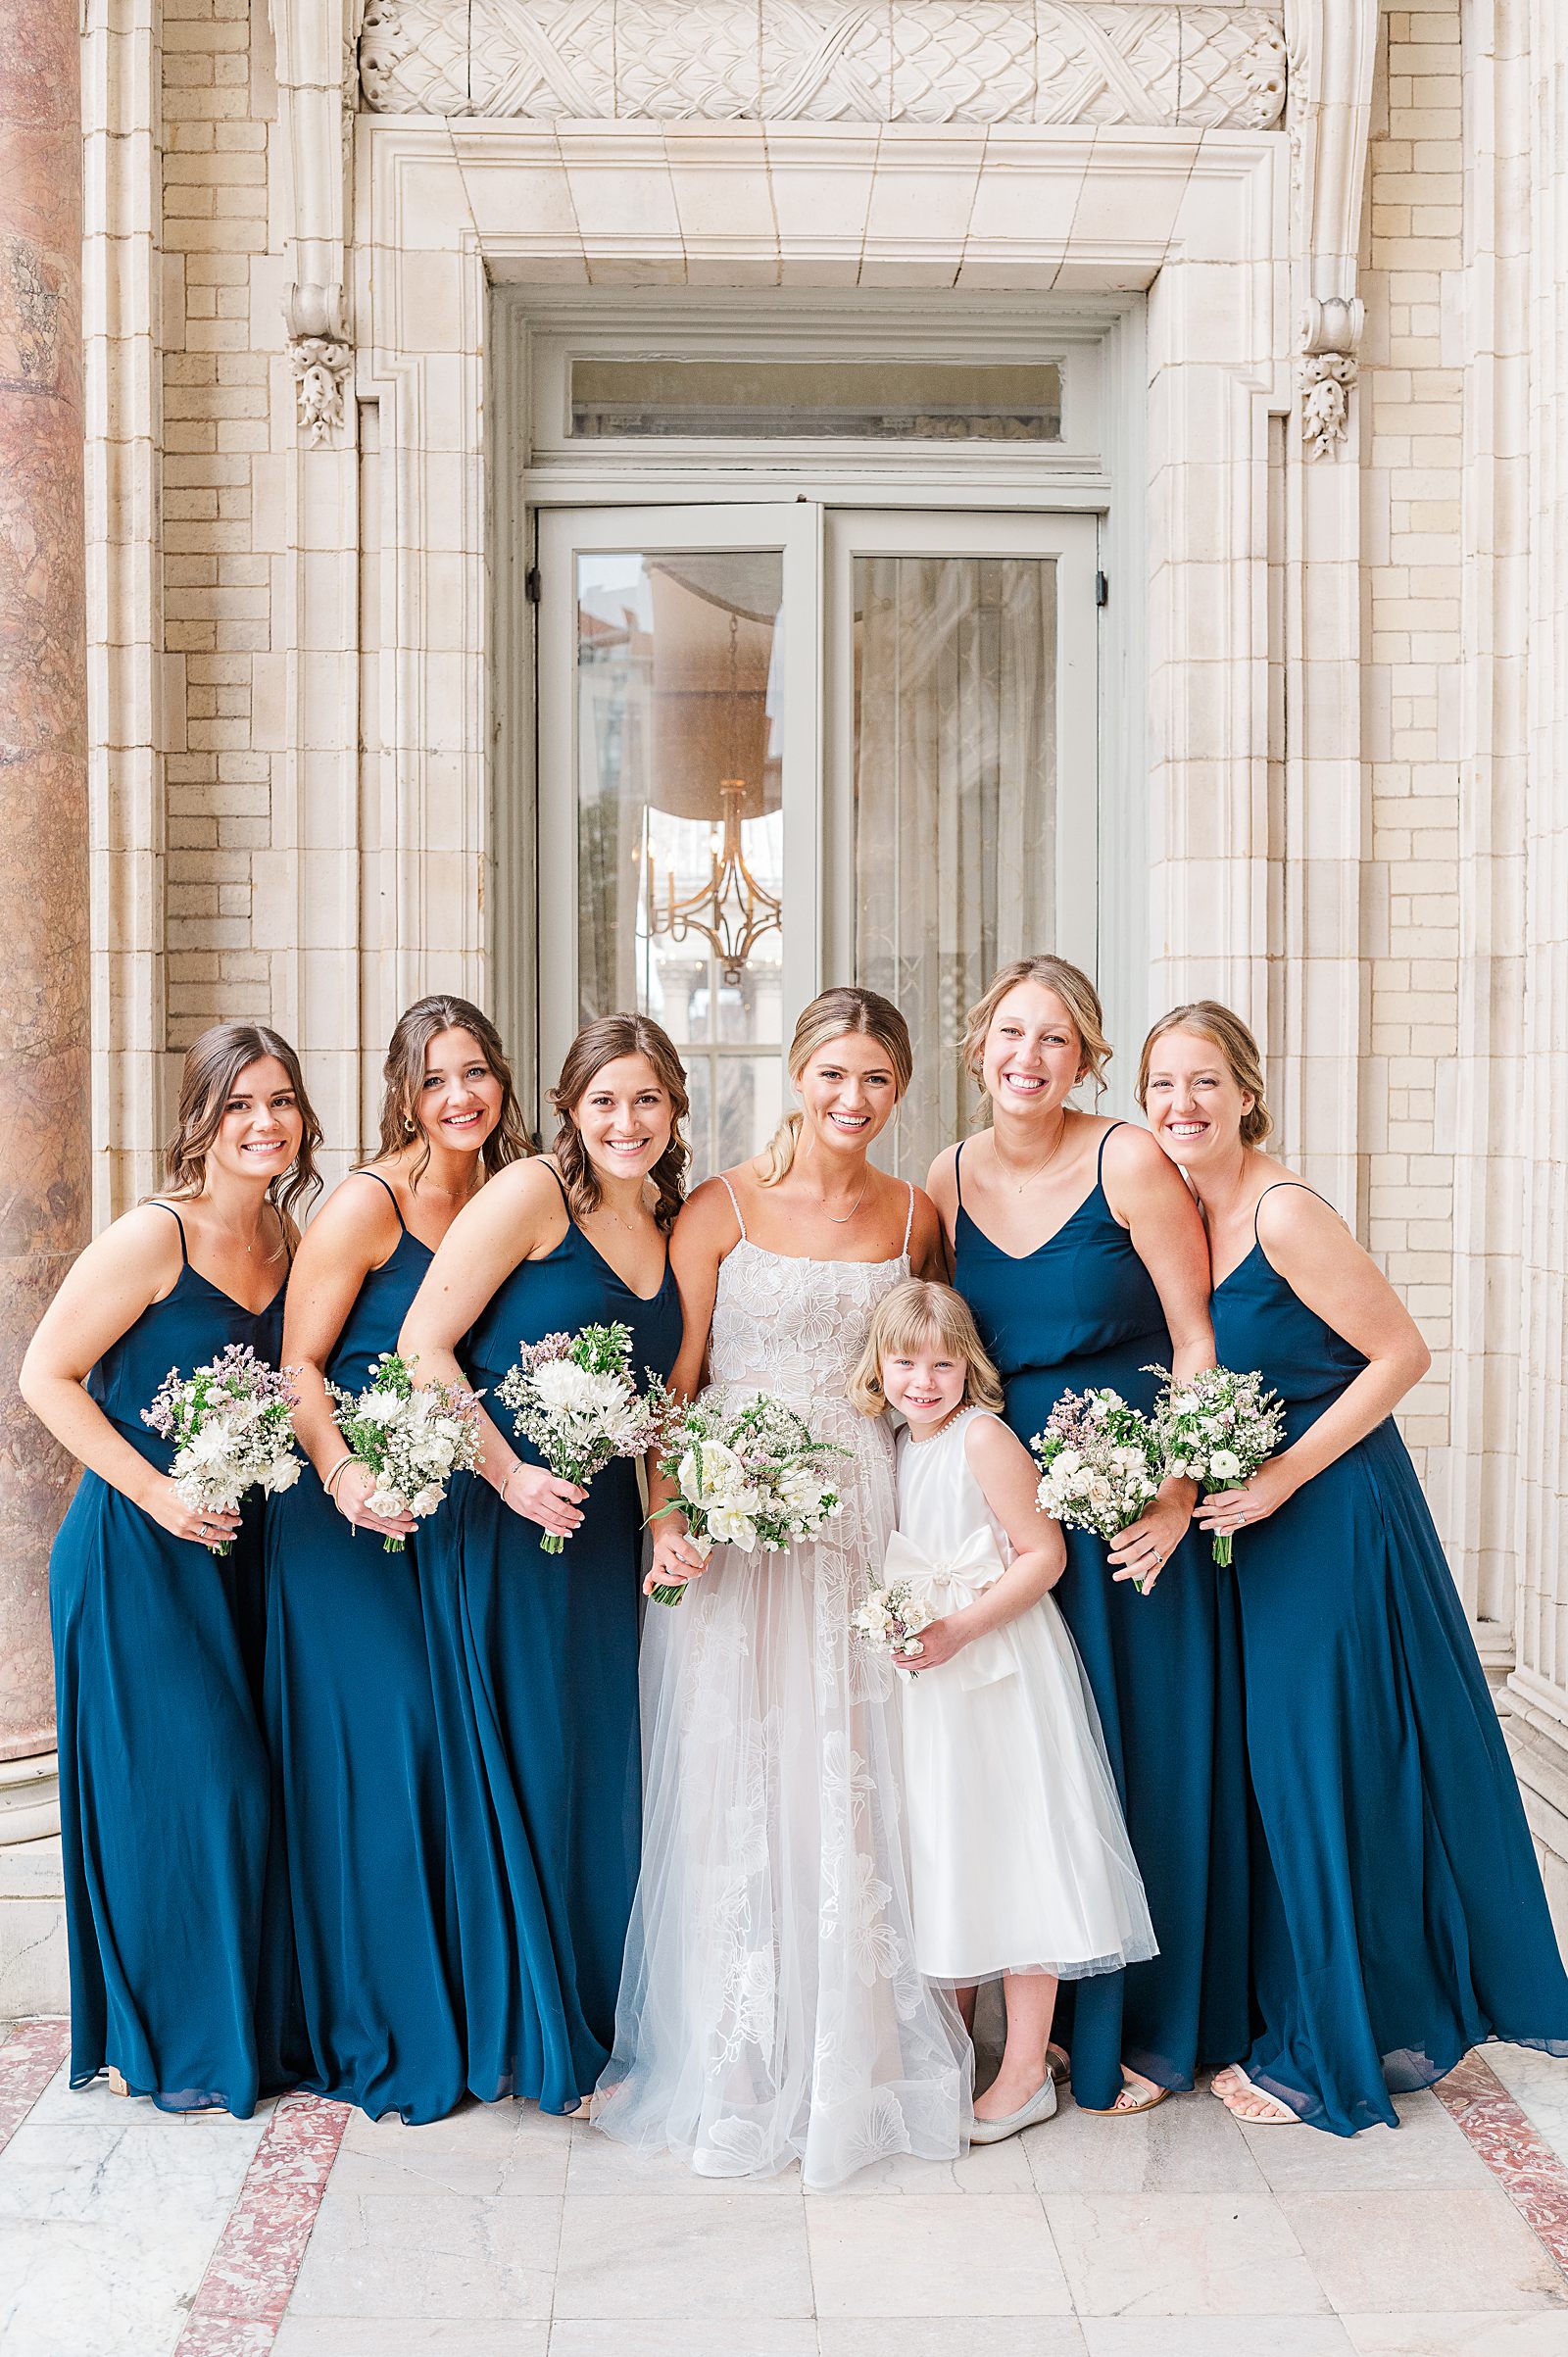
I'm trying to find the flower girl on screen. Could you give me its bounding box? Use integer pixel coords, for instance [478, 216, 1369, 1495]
[852, 1280, 1157, 2141]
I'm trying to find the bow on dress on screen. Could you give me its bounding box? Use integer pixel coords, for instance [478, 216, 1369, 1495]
[882, 1528, 1017, 1691]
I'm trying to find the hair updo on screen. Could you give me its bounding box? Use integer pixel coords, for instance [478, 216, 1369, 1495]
[759, 987, 913, 1186]
[960, 957, 1111, 1104]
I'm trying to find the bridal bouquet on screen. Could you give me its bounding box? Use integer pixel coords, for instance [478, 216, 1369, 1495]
[143, 1343, 302, 1553]
[1147, 1364, 1286, 1566]
[850, 1579, 934, 1666]
[646, 1396, 846, 1606]
[325, 1350, 484, 1552]
[1032, 1386, 1164, 1590]
[496, 1321, 666, 1554]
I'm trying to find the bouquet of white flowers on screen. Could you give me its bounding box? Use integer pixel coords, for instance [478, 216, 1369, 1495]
[1031, 1386, 1164, 1591]
[647, 1395, 846, 1606]
[1146, 1363, 1286, 1566]
[143, 1343, 302, 1553]
[325, 1350, 484, 1552]
[496, 1321, 666, 1554]
[850, 1579, 934, 1667]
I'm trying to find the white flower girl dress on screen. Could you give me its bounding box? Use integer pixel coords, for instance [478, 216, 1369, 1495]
[892, 1406, 1157, 1986]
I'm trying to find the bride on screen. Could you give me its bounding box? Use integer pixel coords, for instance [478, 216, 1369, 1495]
[594, 987, 971, 2187]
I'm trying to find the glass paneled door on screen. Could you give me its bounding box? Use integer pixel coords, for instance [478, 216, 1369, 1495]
[825, 511, 1099, 1181]
[537, 506, 820, 1179]
[536, 504, 1097, 1182]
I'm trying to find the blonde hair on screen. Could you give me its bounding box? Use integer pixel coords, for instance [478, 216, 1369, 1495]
[549, 1012, 690, 1234]
[759, 987, 913, 1187]
[376, 996, 530, 1188]
[849, 1278, 1005, 1418]
[162, 1021, 321, 1224]
[960, 957, 1111, 1104]
[1136, 1001, 1273, 1147]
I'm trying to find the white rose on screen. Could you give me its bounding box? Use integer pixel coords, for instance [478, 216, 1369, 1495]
[1053, 1449, 1082, 1477]
[1088, 1475, 1112, 1504]
[369, 1485, 408, 1518]
[410, 1486, 444, 1517]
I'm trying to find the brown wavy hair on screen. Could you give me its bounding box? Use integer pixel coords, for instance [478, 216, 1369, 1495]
[1136, 1001, 1274, 1147]
[376, 996, 530, 1189]
[162, 1021, 322, 1225]
[961, 956, 1111, 1103]
[548, 1013, 690, 1234]
[759, 987, 914, 1186]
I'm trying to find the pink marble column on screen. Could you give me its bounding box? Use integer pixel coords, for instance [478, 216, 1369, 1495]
[0, 0, 89, 1771]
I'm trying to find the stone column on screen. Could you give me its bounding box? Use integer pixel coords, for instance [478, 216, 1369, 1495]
[0, 0, 90, 1839]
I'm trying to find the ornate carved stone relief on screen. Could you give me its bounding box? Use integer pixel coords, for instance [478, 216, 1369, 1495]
[358, 2, 1288, 129]
[1284, 1, 1376, 458]
[286, 283, 353, 447]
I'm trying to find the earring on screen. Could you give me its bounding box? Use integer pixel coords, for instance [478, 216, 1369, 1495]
[404, 1117, 416, 1136]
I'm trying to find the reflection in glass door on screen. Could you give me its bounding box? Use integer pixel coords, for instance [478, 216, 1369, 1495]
[537, 508, 819, 1181]
[827, 513, 1099, 1183]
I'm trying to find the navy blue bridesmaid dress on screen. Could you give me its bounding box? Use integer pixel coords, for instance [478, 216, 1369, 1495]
[1213, 1184, 1568, 2133]
[50, 1203, 285, 2114]
[262, 1170, 466, 2123]
[416, 1165, 683, 2113]
[953, 1127, 1251, 2110]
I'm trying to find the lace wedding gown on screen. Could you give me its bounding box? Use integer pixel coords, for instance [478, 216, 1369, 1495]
[595, 1186, 971, 2187]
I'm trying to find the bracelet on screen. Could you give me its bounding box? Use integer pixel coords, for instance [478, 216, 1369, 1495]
[500, 1463, 522, 1506]
[322, 1452, 355, 1499]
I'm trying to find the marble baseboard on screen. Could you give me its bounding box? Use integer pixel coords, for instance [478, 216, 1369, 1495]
[0, 1840, 68, 2021]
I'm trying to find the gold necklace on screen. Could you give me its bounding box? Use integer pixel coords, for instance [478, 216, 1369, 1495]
[997, 1111, 1069, 1193]
[819, 1169, 870, 1225]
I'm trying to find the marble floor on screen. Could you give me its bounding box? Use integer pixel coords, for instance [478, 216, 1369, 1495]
[4, 2024, 1568, 2357]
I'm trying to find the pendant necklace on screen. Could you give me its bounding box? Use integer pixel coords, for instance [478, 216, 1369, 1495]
[1002, 1110, 1069, 1193]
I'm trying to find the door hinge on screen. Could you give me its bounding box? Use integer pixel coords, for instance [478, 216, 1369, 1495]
[524, 565, 542, 605]
[1095, 570, 1109, 608]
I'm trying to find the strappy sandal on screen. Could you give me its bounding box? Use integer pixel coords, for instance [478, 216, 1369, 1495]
[1076, 2072, 1169, 2117]
[1214, 2066, 1298, 2126]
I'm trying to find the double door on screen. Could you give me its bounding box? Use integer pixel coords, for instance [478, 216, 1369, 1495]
[537, 502, 1098, 1180]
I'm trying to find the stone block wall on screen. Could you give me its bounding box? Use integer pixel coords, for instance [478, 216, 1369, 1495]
[1359, 0, 1466, 1519]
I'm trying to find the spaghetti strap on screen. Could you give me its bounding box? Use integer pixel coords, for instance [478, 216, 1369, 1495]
[150, 1200, 189, 1264]
[354, 1167, 408, 1234]
[1095, 1121, 1126, 1183]
[954, 1138, 966, 1210]
[902, 1181, 915, 1255]
[717, 1173, 747, 1241]
[1252, 1180, 1326, 1240]
[539, 1159, 571, 1214]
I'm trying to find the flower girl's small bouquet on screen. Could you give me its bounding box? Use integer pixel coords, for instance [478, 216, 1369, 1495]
[850, 1579, 934, 1665]
[1147, 1364, 1286, 1566]
[647, 1396, 846, 1606]
[496, 1321, 666, 1554]
[1031, 1386, 1164, 1590]
[143, 1343, 301, 1554]
[325, 1350, 484, 1552]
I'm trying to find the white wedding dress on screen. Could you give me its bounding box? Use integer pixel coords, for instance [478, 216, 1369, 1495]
[594, 1182, 971, 2188]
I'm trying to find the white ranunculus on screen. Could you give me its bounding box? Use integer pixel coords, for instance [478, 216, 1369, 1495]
[683, 1439, 745, 1501]
[369, 1486, 407, 1519]
[708, 1503, 760, 1549]
[1208, 1448, 1243, 1480]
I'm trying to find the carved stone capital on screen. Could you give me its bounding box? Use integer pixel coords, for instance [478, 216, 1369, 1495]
[358, 2, 1289, 129]
[287, 281, 352, 445]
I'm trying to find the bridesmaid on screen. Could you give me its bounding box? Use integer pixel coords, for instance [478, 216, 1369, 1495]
[264, 997, 529, 2123]
[1141, 1002, 1568, 2133]
[931, 957, 1250, 2115]
[400, 1012, 687, 2116]
[20, 1022, 318, 2115]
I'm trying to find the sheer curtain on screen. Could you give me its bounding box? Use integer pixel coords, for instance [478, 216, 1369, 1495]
[854, 556, 1055, 1181]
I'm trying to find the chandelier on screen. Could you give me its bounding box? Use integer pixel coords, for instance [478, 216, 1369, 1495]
[643, 609, 781, 984]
